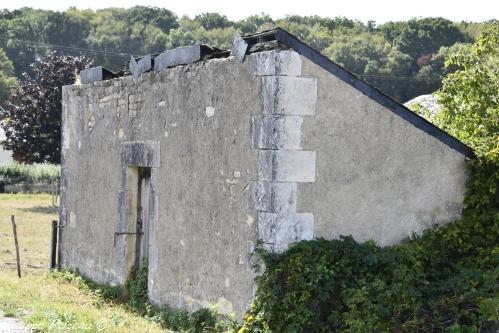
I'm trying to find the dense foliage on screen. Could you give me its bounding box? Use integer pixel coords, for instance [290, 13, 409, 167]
[0, 48, 16, 106]
[0, 7, 495, 102]
[0, 52, 92, 163]
[239, 27, 499, 332]
[240, 209, 498, 332]
[434, 25, 499, 156]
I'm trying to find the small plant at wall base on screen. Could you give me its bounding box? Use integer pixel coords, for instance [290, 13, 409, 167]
[122, 261, 239, 332]
[51, 266, 239, 333]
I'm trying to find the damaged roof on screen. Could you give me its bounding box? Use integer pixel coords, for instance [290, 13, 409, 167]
[79, 28, 474, 158]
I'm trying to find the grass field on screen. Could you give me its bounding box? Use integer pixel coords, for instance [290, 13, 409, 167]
[0, 194, 168, 332]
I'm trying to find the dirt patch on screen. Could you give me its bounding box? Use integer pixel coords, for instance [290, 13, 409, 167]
[0, 310, 31, 333]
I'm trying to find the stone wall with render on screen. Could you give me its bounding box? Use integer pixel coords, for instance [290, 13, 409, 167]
[297, 55, 468, 246]
[61, 55, 264, 315]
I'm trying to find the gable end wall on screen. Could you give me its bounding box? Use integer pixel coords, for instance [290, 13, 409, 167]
[297, 55, 467, 245]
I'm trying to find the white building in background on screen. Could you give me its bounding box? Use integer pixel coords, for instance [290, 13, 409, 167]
[0, 126, 13, 163]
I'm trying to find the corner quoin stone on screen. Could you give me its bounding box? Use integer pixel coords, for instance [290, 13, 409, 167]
[251, 115, 303, 150]
[261, 76, 317, 115]
[249, 50, 317, 252]
[250, 181, 298, 213]
[250, 50, 302, 76]
[257, 150, 316, 183]
[257, 211, 314, 251]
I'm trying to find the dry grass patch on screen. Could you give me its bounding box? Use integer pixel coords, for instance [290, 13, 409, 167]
[0, 194, 168, 332]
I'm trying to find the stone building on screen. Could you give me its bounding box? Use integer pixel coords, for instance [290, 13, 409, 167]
[60, 29, 473, 315]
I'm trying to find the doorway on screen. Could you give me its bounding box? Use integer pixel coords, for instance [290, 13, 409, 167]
[124, 166, 151, 280]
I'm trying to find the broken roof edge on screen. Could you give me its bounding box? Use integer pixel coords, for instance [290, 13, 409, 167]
[78, 32, 289, 85]
[257, 28, 474, 159]
[77, 28, 473, 158]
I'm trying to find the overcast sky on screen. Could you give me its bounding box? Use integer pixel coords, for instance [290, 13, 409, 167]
[2, 0, 498, 23]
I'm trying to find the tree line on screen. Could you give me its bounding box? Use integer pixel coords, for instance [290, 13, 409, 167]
[0, 7, 495, 106]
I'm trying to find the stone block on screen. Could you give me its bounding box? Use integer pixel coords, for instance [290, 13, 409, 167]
[257, 212, 314, 251]
[231, 35, 248, 62]
[262, 76, 317, 115]
[250, 181, 297, 213]
[154, 45, 202, 72]
[121, 141, 161, 167]
[80, 66, 104, 84]
[130, 54, 152, 79]
[250, 50, 302, 76]
[251, 115, 302, 149]
[258, 150, 316, 182]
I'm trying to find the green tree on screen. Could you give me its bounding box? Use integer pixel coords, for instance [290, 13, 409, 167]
[457, 19, 498, 40]
[45, 9, 91, 48]
[0, 48, 16, 106]
[1, 8, 51, 76]
[86, 7, 176, 69]
[276, 16, 365, 52]
[380, 17, 468, 59]
[125, 6, 178, 32]
[194, 12, 231, 30]
[434, 24, 499, 155]
[324, 33, 414, 101]
[236, 14, 274, 34]
[167, 16, 236, 49]
[0, 52, 92, 163]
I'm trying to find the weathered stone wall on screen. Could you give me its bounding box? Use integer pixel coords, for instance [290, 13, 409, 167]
[297, 56, 467, 246]
[61, 56, 263, 314]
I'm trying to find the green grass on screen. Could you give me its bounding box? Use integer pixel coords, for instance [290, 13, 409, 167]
[0, 194, 169, 333]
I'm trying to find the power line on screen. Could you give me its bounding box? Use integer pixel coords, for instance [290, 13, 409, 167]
[0, 37, 132, 59]
[358, 74, 441, 81]
[0, 37, 443, 81]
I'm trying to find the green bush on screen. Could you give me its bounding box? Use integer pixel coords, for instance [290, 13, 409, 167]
[240, 159, 498, 332]
[124, 261, 238, 332]
[0, 162, 60, 185]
